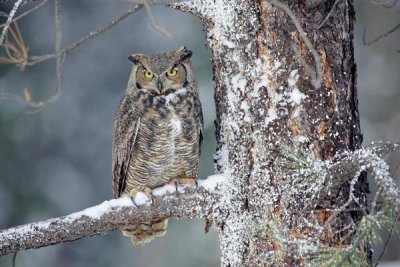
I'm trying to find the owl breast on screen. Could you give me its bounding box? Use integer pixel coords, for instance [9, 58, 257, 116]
[124, 89, 201, 192]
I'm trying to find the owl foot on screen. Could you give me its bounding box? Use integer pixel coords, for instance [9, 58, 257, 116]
[129, 187, 154, 207]
[169, 177, 197, 193]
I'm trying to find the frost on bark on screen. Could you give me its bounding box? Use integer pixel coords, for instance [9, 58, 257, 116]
[1, 0, 389, 266]
[172, 0, 365, 266]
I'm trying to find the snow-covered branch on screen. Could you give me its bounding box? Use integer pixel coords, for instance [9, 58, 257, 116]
[330, 146, 398, 195]
[0, 183, 223, 257]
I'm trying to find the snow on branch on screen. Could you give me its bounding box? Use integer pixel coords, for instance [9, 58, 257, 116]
[328, 144, 400, 210]
[367, 141, 400, 157]
[0, 181, 224, 257]
[279, 142, 400, 212]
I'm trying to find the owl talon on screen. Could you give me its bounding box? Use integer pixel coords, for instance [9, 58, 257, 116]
[129, 196, 139, 208]
[169, 177, 197, 193]
[127, 187, 153, 206]
[150, 192, 156, 205]
[174, 181, 179, 194]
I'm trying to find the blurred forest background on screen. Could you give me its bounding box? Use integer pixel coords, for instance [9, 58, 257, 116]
[0, 1, 399, 266]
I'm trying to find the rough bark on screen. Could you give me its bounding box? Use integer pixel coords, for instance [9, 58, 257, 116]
[171, 0, 365, 266]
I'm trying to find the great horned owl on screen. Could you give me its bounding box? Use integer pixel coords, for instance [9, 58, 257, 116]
[112, 47, 203, 247]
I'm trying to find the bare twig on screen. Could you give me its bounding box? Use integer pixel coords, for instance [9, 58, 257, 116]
[318, 0, 342, 29]
[316, 143, 400, 237]
[0, 22, 29, 70]
[291, 42, 316, 86]
[0, 0, 65, 113]
[270, 0, 323, 89]
[367, 0, 399, 8]
[125, 0, 175, 38]
[330, 147, 400, 211]
[12, 251, 17, 267]
[367, 141, 400, 157]
[0, 4, 144, 111]
[383, 0, 398, 8]
[144, 3, 174, 39]
[63, 4, 143, 56]
[28, 4, 144, 65]
[318, 170, 363, 234]
[363, 22, 400, 45]
[373, 220, 397, 267]
[0, 0, 49, 29]
[0, 187, 219, 256]
[51, 0, 63, 107]
[0, 0, 23, 45]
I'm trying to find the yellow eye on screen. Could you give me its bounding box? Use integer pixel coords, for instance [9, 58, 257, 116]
[167, 69, 177, 77]
[144, 71, 154, 79]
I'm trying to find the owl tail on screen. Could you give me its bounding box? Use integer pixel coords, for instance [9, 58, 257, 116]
[122, 219, 168, 247]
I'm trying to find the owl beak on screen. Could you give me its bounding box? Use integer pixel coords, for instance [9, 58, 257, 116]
[157, 79, 163, 93]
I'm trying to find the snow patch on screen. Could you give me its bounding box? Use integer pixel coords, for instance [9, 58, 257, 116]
[223, 39, 236, 49]
[152, 184, 176, 196]
[295, 135, 309, 143]
[254, 74, 269, 90]
[134, 192, 149, 205]
[288, 69, 299, 87]
[0, 220, 53, 237]
[199, 174, 226, 190]
[288, 88, 306, 105]
[232, 74, 247, 92]
[274, 60, 282, 70]
[240, 100, 251, 122]
[66, 198, 133, 221]
[265, 108, 278, 124]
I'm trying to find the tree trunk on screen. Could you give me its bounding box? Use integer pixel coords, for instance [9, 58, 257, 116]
[173, 0, 366, 266]
[0, 1, 370, 266]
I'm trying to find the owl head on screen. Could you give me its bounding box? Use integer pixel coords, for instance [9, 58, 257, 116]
[127, 47, 194, 96]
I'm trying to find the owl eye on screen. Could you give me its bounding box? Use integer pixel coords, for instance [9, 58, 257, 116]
[144, 71, 154, 79]
[166, 69, 177, 77]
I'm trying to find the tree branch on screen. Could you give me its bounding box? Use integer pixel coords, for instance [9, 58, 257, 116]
[363, 22, 400, 46]
[318, 0, 342, 29]
[0, 185, 221, 257]
[0, 0, 49, 29]
[168, 0, 213, 24]
[29, 4, 144, 65]
[327, 144, 400, 211]
[0, 0, 23, 45]
[0, 4, 144, 112]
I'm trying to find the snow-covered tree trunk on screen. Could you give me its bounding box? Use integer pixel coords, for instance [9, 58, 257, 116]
[3, 0, 384, 266]
[173, 0, 365, 265]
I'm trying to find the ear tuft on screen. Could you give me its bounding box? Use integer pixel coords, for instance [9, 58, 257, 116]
[128, 55, 139, 64]
[178, 46, 193, 61]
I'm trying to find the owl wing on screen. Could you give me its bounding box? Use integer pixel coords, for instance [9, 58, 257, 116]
[112, 95, 140, 198]
[195, 95, 204, 155]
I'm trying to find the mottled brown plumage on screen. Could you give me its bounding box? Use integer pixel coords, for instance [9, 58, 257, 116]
[112, 47, 203, 247]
